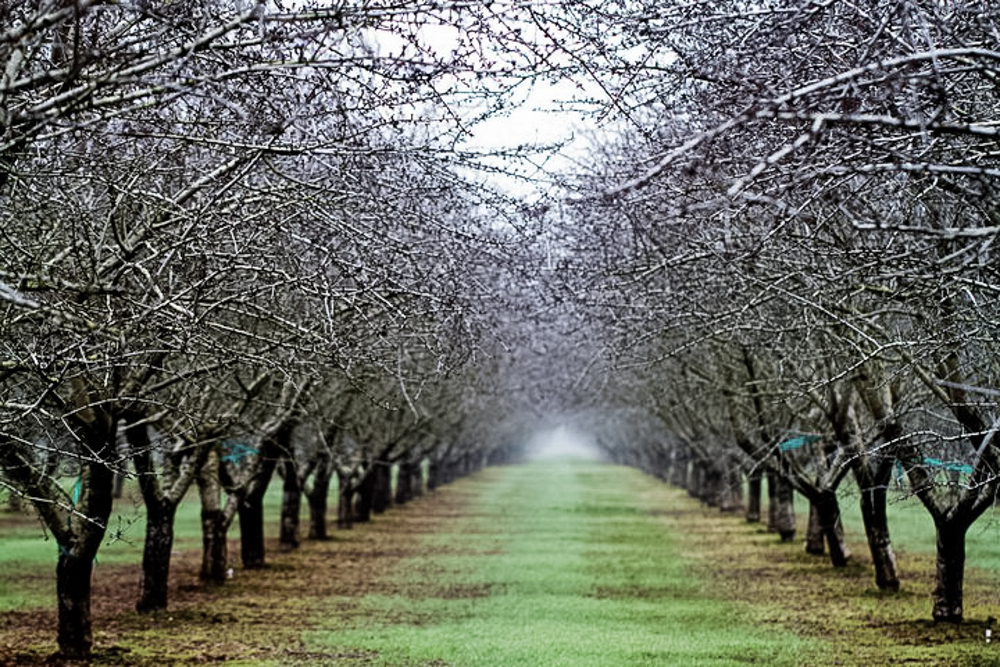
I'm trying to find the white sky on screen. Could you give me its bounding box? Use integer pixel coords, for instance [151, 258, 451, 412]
[362, 14, 608, 199]
[459, 81, 594, 199]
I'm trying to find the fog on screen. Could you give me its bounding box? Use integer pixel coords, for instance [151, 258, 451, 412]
[525, 425, 603, 461]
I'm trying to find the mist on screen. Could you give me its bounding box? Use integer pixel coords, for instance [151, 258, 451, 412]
[525, 425, 603, 461]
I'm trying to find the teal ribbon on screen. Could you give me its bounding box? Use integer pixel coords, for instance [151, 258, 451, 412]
[778, 434, 821, 452]
[923, 457, 973, 475]
[221, 442, 258, 463]
[59, 475, 84, 559]
[71, 475, 83, 506]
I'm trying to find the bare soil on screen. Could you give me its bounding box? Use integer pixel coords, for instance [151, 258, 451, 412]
[0, 487, 478, 666]
[658, 494, 1000, 667]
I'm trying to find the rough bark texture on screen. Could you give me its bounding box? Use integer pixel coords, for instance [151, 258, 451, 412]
[933, 522, 968, 623]
[307, 454, 332, 540]
[128, 416, 215, 609]
[848, 376, 902, 591]
[200, 506, 229, 584]
[805, 503, 826, 556]
[238, 436, 280, 569]
[815, 490, 850, 567]
[198, 448, 229, 584]
[56, 547, 97, 660]
[54, 468, 114, 658]
[136, 499, 178, 612]
[238, 454, 277, 570]
[52, 405, 116, 659]
[858, 483, 900, 591]
[130, 422, 173, 612]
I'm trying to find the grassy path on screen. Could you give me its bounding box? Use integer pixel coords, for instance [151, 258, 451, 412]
[308, 460, 812, 666]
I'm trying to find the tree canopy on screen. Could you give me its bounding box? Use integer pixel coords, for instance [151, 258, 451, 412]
[3, 1, 1000, 657]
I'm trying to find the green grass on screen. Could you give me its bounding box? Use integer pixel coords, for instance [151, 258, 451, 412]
[306, 461, 813, 666]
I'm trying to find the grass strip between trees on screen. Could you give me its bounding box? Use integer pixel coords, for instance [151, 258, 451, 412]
[307, 461, 812, 666]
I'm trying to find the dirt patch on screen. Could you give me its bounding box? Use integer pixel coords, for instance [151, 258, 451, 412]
[589, 584, 679, 600]
[656, 497, 1000, 666]
[0, 492, 471, 666]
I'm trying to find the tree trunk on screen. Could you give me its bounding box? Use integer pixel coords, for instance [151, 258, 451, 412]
[112, 472, 125, 499]
[336, 469, 354, 529]
[427, 459, 442, 491]
[237, 437, 279, 569]
[858, 482, 900, 591]
[669, 449, 689, 489]
[746, 471, 762, 523]
[238, 448, 277, 570]
[355, 467, 375, 523]
[307, 454, 332, 540]
[395, 460, 415, 505]
[279, 459, 302, 552]
[718, 464, 743, 513]
[2, 394, 116, 660]
[238, 480, 269, 570]
[201, 507, 229, 584]
[688, 463, 704, 500]
[702, 465, 722, 507]
[136, 498, 177, 612]
[372, 463, 393, 514]
[411, 459, 424, 498]
[814, 491, 850, 567]
[198, 448, 229, 584]
[826, 512, 850, 567]
[55, 417, 116, 659]
[55, 463, 115, 659]
[933, 521, 969, 623]
[129, 420, 177, 613]
[56, 547, 97, 660]
[769, 474, 796, 541]
[767, 472, 777, 531]
[805, 502, 826, 556]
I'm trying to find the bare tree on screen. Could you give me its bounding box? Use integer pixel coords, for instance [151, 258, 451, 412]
[554, 0, 1000, 622]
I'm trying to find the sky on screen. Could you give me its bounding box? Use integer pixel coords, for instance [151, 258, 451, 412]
[380, 10, 608, 200]
[462, 78, 595, 197]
